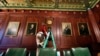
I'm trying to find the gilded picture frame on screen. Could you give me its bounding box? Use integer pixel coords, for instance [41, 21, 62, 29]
[62, 22, 72, 36]
[25, 22, 37, 35]
[5, 22, 20, 36]
[78, 22, 90, 36]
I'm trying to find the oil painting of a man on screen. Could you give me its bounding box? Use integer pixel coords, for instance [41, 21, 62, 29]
[62, 22, 72, 36]
[78, 23, 90, 36]
[26, 22, 37, 35]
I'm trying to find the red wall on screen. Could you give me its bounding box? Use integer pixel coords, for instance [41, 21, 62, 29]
[92, 2, 100, 31]
[0, 10, 98, 53]
[90, 2, 100, 55]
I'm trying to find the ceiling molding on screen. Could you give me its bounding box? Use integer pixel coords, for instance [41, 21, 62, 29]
[0, 0, 99, 11]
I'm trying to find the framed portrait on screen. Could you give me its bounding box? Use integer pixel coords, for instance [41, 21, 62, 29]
[78, 22, 90, 36]
[62, 22, 72, 36]
[25, 22, 37, 35]
[5, 22, 20, 36]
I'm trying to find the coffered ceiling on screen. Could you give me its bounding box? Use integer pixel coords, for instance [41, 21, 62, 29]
[0, 0, 99, 11]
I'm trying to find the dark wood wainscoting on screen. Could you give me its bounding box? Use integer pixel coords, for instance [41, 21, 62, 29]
[0, 10, 99, 56]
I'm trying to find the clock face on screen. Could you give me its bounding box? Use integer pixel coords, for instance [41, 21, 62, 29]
[47, 20, 52, 24]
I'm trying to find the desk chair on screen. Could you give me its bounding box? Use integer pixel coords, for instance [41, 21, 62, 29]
[5, 48, 26, 56]
[71, 47, 91, 56]
[38, 48, 57, 56]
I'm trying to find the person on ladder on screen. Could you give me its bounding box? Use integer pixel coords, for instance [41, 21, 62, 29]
[36, 22, 47, 48]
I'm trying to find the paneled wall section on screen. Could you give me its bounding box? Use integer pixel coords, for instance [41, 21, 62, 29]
[0, 10, 97, 51]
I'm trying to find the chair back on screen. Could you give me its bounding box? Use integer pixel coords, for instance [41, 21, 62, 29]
[5, 48, 26, 56]
[71, 47, 91, 56]
[39, 48, 57, 56]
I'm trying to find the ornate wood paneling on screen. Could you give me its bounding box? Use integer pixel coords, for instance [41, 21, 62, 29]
[0, 13, 25, 47]
[90, 2, 100, 55]
[0, 13, 7, 42]
[0, 10, 96, 51]
[91, 2, 100, 43]
[21, 16, 38, 50]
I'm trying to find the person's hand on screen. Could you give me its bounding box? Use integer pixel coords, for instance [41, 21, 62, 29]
[39, 42, 44, 46]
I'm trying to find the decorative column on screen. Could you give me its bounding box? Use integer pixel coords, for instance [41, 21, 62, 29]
[88, 9, 100, 43]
